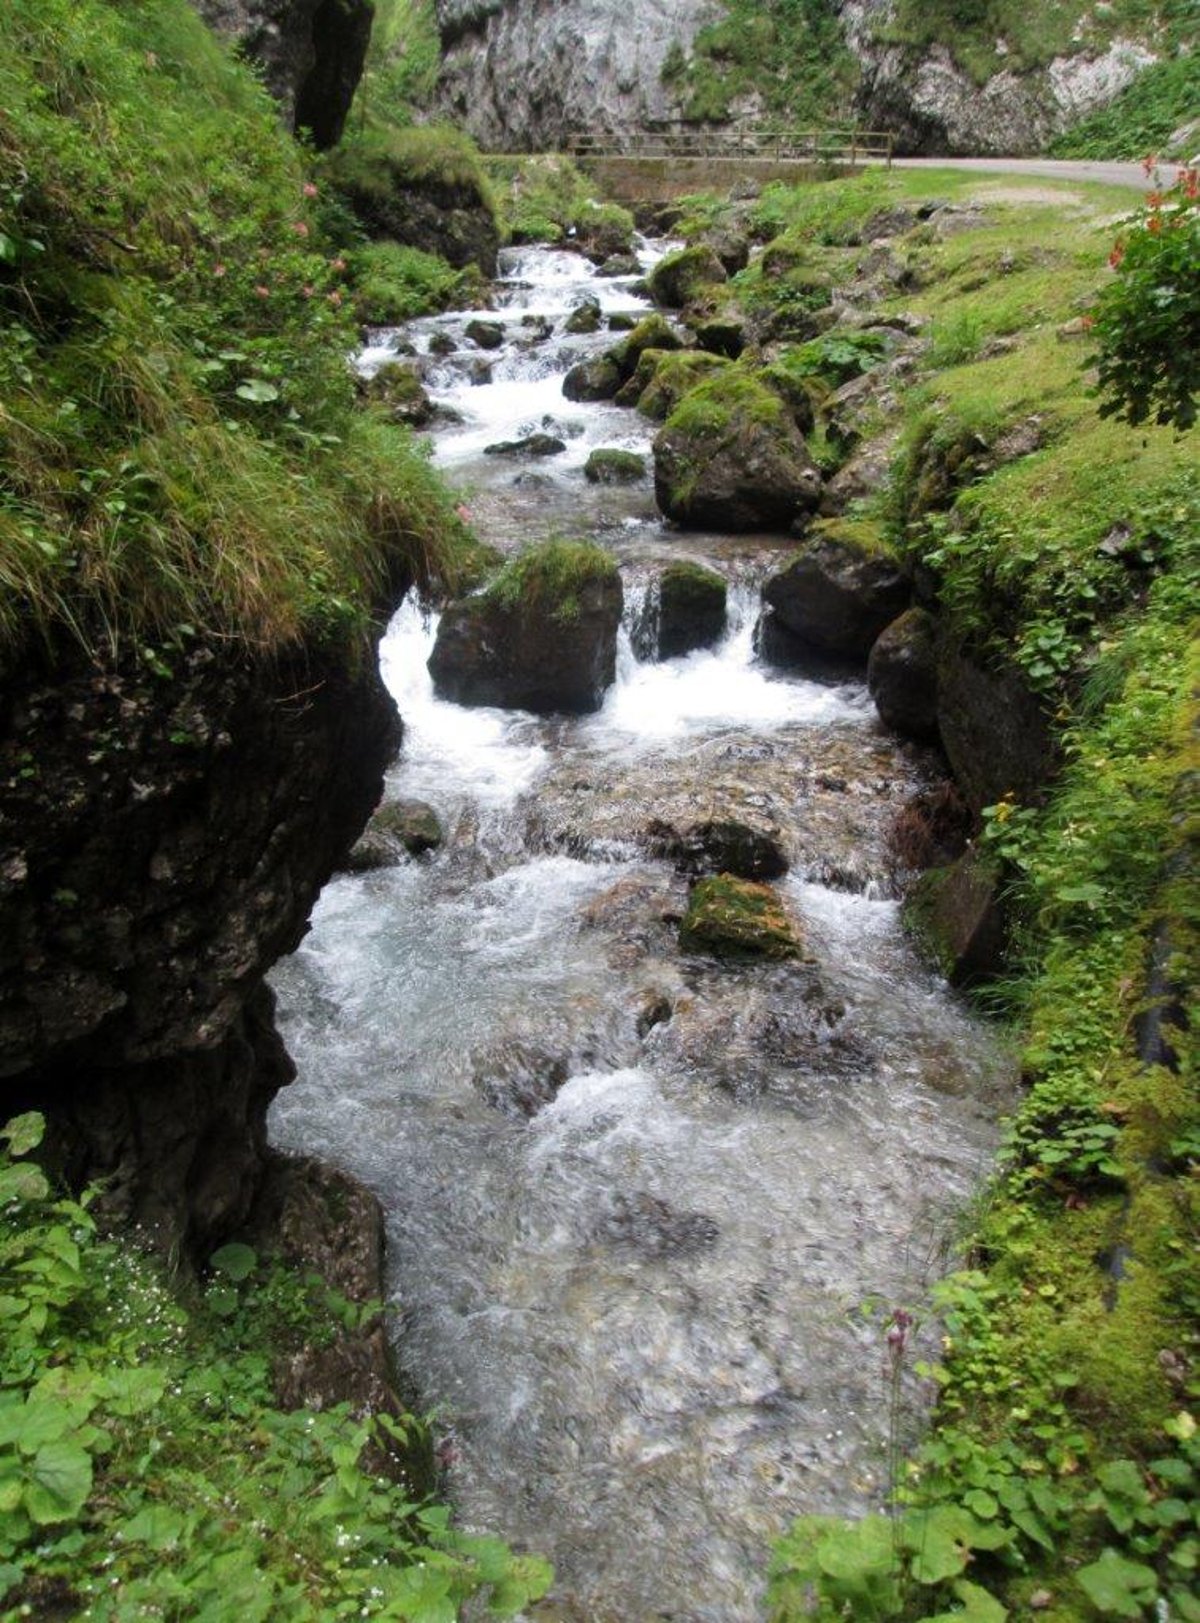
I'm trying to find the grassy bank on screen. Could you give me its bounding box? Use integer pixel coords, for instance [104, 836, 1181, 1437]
[0, 0, 477, 678]
[650, 165, 1198, 1616]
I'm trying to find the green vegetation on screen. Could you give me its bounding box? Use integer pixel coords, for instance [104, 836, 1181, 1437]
[483, 539, 618, 624]
[679, 874, 804, 960]
[349, 241, 481, 324]
[1091, 168, 1200, 430]
[355, 0, 442, 129]
[0, 1113, 552, 1618]
[660, 0, 856, 127]
[326, 123, 497, 216]
[485, 155, 635, 248]
[0, 0, 479, 675]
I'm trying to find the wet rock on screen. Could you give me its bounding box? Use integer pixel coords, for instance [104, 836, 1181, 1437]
[473, 1042, 569, 1118]
[868, 608, 939, 742]
[563, 354, 622, 402]
[595, 1191, 719, 1257]
[648, 816, 787, 881]
[648, 245, 728, 309]
[484, 432, 567, 457]
[564, 296, 602, 335]
[598, 252, 641, 277]
[428, 539, 622, 715]
[699, 228, 750, 275]
[654, 373, 822, 532]
[633, 561, 727, 660]
[466, 318, 505, 349]
[608, 313, 685, 382]
[378, 798, 443, 853]
[364, 360, 434, 427]
[520, 314, 553, 344]
[904, 849, 1007, 985]
[607, 311, 639, 332]
[621, 349, 729, 418]
[820, 431, 901, 516]
[689, 313, 746, 359]
[427, 329, 456, 356]
[888, 782, 973, 873]
[754, 610, 863, 683]
[936, 637, 1059, 814]
[583, 448, 646, 485]
[679, 875, 803, 961]
[635, 991, 674, 1038]
[461, 355, 495, 386]
[762, 522, 909, 659]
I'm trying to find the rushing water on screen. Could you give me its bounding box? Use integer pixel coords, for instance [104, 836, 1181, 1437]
[270, 241, 1011, 1620]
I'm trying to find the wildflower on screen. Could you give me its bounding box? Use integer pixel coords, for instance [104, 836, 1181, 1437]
[327, 289, 343, 307]
[212, 262, 228, 278]
[255, 284, 270, 298]
[1142, 152, 1158, 176]
[1146, 191, 1164, 210]
[330, 256, 347, 273]
[455, 503, 471, 521]
[1147, 214, 1163, 235]
[1108, 241, 1125, 269]
[303, 181, 319, 198]
[302, 284, 314, 298]
[292, 220, 310, 238]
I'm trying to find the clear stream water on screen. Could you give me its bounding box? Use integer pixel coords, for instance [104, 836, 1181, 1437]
[269, 243, 1012, 1621]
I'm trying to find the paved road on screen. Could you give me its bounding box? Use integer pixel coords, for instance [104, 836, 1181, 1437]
[884, 156, 1150, 190]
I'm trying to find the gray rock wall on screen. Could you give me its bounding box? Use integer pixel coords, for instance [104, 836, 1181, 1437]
[434, 0, 721, 150]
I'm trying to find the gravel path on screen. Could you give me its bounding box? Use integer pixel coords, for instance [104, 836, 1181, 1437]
[883, 156, 1150, 190]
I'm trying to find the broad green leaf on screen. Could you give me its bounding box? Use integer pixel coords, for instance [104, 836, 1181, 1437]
[918, 1577, 1008, 1622]
[104, 1366, 167, 1418]
[816, 1515, 895, 1580]
[209, 1242, 257, 1283]
[0, 1164, 49, 1204]
[24, 1439, 93, 1523]
[1076, 1548, 1158, 1618]
[234, 378, 279, 404]
[119, 1503, 188, 1550]
[1, 1114, 44, 1155]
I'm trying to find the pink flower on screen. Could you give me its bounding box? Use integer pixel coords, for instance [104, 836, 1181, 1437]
[329, 256, 347, 273]
[255, 284, 270, 299]
[326, 289, 343, 307]
[302, 181, 319, 199]
[455, 503, 471, 522]
[292, 220, 310, 238]
[212, 262, 227, 278]
[302, 284, 314, 298]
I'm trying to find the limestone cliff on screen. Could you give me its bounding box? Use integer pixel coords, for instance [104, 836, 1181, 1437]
[192, 0, 375, 147]
[434, 0, 722, 150]
[0, 637, 401, 1256]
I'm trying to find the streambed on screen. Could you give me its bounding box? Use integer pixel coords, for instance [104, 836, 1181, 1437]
[269, 241, 1011, 1620]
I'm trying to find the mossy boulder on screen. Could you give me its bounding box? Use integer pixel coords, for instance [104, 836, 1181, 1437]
[631, 350, 731, 420]
[608, 314, 686, 383]
[699, 228, 750, 276]
[904, 849, 1007, 985]
[868, 607, 939, 742]
[679, 875, 802, 960]
[344, 798, 444, 870]
[935, 637, 1059, 815]
[563, 355, 622, 402]
[584, 448, 646, 485]
[634, 562, 727, 660]
[465, 318, 504, 350]
[483, 432, 566, 458]
[653, 371, 821, 532]
[648, 245, 728, 309]
[761, 520, 909, 659]
[364, 361, 434, 427]
[427, 540, 622, 715]
[564, 296, 602, 335]
[689, 313, 746, 360]
[759, 353, 831, 434]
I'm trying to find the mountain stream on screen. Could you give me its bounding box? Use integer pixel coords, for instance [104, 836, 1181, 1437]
[269, 242, 1013, 1621]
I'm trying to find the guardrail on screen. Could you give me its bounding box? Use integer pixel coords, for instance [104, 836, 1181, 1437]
[567, 128, 893, 166]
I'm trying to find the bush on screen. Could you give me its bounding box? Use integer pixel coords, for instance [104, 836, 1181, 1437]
[1090, 165, 1200, 431]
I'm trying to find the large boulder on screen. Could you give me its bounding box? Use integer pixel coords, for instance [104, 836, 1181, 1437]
[648, 245, 728, 309]
[935, 636, 1059, 814]
[427, 540, 622, 714]
[868, 607, 939, 741]
[654, 371, 822, 532]
[617, 349, 729, 416]
[634, 561, 727, 660]
[344, 798, 444, 871]
[904, 849, 1007, 985]
[761, 521, 910, 659]
[608, 313, 686, 382]
[679, 875, 803, 961]
[563, 355, 622, 402]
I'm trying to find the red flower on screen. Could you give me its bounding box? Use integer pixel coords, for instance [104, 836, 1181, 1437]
[1147, 215, 1163, 235]
[1108, 241, 1125, 268]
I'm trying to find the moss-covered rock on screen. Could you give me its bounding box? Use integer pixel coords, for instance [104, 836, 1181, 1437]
[689, 312, 747, 359]
[564, 296, 602, 335]
[617, 349, 729, 415]
[761, 520, 909, 659]
[344, 798, 444, 870]
[364, 361, 434, 427]
[904, 849, 1007, 985]
[935, 636, 1059, 815]
[584, 448, 646, 485]
[653, 370, 822, 531]
[427, 540, 622, 714]
[562, 355, 622, 402]
[608, 313, 686, 382]
[465, 318, 504, 349]
[634, 561, 728, 660]
[868, 607, 939, 742]
[679, 875, 802, 960]
[648, 244, 728, 309]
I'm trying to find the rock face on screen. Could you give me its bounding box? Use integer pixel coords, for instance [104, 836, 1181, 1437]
[868, 606, 939, 741]
[935, 636, 1059, 814]
[842, 0, 1157, 155]
[0, 640, 401, 1256]
[433, 0, 722, 149]
[427, 541, 623, 714]
[192, 0, 374, 148]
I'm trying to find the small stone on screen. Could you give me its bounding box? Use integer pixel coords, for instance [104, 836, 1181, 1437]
[483, 433, 567, 457]
[465, 318, 504, 349]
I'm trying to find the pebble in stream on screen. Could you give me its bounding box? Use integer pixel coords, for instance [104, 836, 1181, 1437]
[270, 239, 1014, 1620]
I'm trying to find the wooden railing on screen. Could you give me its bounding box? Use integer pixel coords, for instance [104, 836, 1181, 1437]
[567, 127, 893, 166]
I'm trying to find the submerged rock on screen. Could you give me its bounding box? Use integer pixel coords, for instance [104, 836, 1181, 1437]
[633, 561, 727, 660]
[427, 539, 622, 714]
[483, 432, 567, 457]
[648, 816, 787, 881]
[762, 521, 910, 660]
[594, 1190, 719, 1257]
[465, 318, 505, 349]
[679, 875, 803, 960]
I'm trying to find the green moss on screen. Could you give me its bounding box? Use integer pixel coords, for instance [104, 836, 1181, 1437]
[583, 448, 646, 485]
[633, 350, 731, 420]
[485, 154, 634, 247]
[483, 539, 618, 625]
[665, 367, 792, 438]
[349, 242, 479, 323]
[647, 244, 727, 308]
[679, 874, 803, 960]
